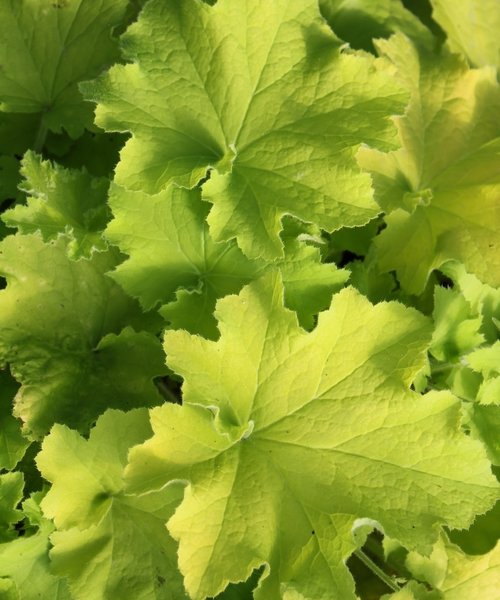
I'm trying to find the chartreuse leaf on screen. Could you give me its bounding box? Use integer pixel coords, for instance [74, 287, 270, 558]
[358, 34, 500, 294]
[36, 409, 187, 600]
[125, 273, 498, 600]
[2, 152, 110, 258]
[406, 535, 500, 599]
[0, 472, 23, 542]
[83, 0, 407, 259]
[0, 492, 71, 599]
[430, 286, 484, 362]
[106, 184, 348, 338]
[319, 0, 434, 52]
[0, 0, 129, 138]
[0, 371, 30, 471]
[0, 234, 166, 438]
[430, 0, 500, 71]
[441, 262, 500, 343]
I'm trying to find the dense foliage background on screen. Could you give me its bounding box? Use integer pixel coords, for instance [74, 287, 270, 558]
[0, 0, 499, 598]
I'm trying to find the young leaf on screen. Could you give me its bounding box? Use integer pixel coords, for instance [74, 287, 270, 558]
[83, 0, 407, 259]
[2, 152, 111, 258]
[0, 493, 71, 600]
[0, 234, 166, 438]
[359, 35, 500, 293]
[36, 409, 187, 600]
[126, 273, 498, 599]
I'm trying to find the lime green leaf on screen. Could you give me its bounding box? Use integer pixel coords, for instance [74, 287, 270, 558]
[430, 0, 500, 71]
[106, 184, 263, 338]
[320, 0, 434, 52]
[430, 287, 484, 362]
[83, 0, 407, 259]
[468, 404, 500, 465]
[106, 185, 348, 337]
[467, 342, 500, 379]
[381, 581, 440, 600]
[126, 273, 498, 599]
[441, 262, 500, 343]
[2, 152, 110, 258]
[0, 371, 29, 471]
[37, 409, 187, 600]
[0, 0, 129, 137]
[358, 35, 500, 293]
[407, 535, 500, 599]
[0, 234, 166, 438]
[0, 472, 23, 542]
[448, 501, 500, 555]
[0, 494, 71, 600]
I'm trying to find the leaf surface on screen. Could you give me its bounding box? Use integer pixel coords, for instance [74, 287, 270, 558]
[358, 35, 500, 293]
[84, 0, 407, 259]
[3, 152, 110, 258]
[36, 409, 187, 600]
[126, 273, 498, 599]
[0, 0, 128, 137]
[0, 234, 166, 438]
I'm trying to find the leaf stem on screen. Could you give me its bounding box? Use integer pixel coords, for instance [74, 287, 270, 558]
[155, 378, 181, 404]
[354, 549, 400, 593]
[33, 117, 48, 153]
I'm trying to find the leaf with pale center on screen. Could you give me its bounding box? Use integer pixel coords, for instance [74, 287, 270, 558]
[125, 273, 498, 599]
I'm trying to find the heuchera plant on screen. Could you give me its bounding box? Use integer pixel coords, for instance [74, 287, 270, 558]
[0, 1, 499, 598]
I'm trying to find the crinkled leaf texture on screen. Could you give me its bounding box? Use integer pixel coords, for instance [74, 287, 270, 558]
[358, 34, 500, 294]
[83, 0, 407, 259]
[2, 152, 110, 258]
[0, 234, 166, 438]
[0, 0, 129, 137]
[106, 184, 348, 338]
[125, 273, 498, 600]
[37, 409, 187, 600]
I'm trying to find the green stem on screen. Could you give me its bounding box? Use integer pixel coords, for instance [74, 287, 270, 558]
[155, 379, 181, 404]
[33, 117, 48, 153]
[354, 549, 400, 593]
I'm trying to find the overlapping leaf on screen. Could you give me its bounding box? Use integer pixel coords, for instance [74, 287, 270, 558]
[0, 0, 129, 138]
[125, 273, 498, 599]
[319, 0, 434, 52]
[106, 184, 348, 337]
[83, 0, 407, 259]
[0, 492, 71, 599]
[2, 153, 110, 258]
[358, 35, 500, 293]
[0, 371, 29, 471]
[430, 0, 500, 71]
[37, 409, 187, 600]
[0, 233, 166, 438]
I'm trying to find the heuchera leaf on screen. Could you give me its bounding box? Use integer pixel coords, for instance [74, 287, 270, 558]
[83, 0, 408, 259]
[2, 152, 111, 258]
[0, 371, 29, 471]
[106, 184, 348, 338]
[0, 493, 71, 600]
[36, 409, 187, 600]
[406, 535, 500, 599]
[0, 0, 129, 137]
[0, 472, 23, 542]
[319, 0, 434, 52]
[430, 0, 500, 71]
[0, 234, 166, 438]
[125, 273, 498, 599]
[358, 34, 500, 294]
